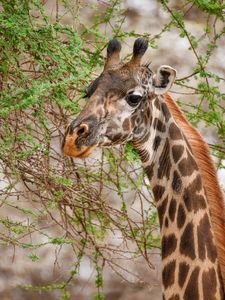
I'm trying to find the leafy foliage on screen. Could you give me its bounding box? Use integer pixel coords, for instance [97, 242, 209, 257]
[0, 0, 224, 299]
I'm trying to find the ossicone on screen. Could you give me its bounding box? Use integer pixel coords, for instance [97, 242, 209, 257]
[129, 38, 149, 66]
[105, 39, 121, 69]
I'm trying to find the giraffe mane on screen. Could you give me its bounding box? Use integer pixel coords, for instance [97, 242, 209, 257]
[164, 93, 225, 290]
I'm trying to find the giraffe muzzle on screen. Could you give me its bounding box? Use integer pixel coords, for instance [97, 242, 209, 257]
[62, 122, 98, 158]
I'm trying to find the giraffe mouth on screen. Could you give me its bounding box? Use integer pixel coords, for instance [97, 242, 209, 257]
[62, 144, 98, 158]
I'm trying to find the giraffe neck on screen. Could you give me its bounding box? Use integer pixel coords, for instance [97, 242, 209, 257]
[133, 97, 224, 300]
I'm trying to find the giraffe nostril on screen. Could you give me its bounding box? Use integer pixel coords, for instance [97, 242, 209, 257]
[76, 124, 89, 136]
[77, 127, 85, 135]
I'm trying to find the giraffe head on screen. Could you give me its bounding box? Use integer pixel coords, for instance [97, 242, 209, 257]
[62, 39, 176, 158]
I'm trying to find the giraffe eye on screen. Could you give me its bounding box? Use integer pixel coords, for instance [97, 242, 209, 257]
[126, 94, 143, 107]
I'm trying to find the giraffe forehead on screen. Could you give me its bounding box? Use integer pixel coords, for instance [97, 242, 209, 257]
[86, 69, 133, 98]
[86, 65, 153, 100]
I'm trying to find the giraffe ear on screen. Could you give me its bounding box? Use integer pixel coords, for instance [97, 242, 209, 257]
[105, 39, 121, 69]
[153, 65, 176, 95]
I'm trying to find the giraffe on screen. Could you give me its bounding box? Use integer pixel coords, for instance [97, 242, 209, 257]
[62, 39, 225, 299]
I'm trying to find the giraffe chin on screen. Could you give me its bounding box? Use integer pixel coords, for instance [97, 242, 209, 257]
[63, 144, 97, 158]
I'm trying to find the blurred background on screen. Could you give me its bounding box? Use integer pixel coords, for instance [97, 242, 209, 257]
[0, 0, 224, 299]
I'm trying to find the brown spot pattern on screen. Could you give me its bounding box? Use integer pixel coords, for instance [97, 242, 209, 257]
[184, 267, 200, 300]
[158, 138, 171, 180]
[153, 136, 161, 151]
[189, 174, 202, 190]
[144, 162, 154, 180]
[178, 262, 190, 288]
[183, 174, 206, 213]
[153, 118, 166, 132]
[172, 170, 182, 193]
[197, 213, 217, 262]
[180, 222, 195, 260]
[169, 198, 177, 222]
[158, 197, 168, 228]
[177, 204, 186, 229]
[202, 267, 217, 300]
[152, 185, 165, 202]
[154, 98, 161, 110]
[178, 151, 198, 176]
[146, 107, 151, 119]
[162, 260, 176, 289]
[169, 123, 182, 140]
[172, 145, 184, 163]
[165, 217, 169, 228]
[122, 118, 130, 131]
[162, 234, 177, 259]
[183, 191, 206, 213]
